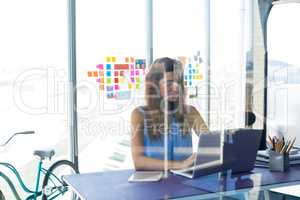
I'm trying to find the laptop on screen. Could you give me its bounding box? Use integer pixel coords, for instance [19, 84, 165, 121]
[170, 129, 262, 179]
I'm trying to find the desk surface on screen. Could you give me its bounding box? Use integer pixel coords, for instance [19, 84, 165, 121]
[63, 165, 300, 200]
[270, 185, 300, 198]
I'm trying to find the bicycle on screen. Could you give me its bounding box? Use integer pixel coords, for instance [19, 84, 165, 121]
[0, 131, 79, 200]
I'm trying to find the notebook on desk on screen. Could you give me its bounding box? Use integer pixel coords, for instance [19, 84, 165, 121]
[171, 129, 262, 179]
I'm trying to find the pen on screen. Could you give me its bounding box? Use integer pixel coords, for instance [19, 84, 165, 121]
[287, 137, 296, 154]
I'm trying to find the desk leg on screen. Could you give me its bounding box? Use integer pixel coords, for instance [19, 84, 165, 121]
[264, 190, 270, 200]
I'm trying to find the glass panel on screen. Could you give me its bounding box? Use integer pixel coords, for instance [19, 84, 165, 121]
[210, 0, 247, 130]
[153, 0, 209, 128]
[0, 0, 68, 199]
[267, 3, 300, 147]
[76, 0, 147, 172]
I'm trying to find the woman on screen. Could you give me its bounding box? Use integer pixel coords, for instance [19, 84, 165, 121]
[131, 57, 208, 170]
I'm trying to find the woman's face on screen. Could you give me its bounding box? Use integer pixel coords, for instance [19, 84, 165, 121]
[159, 72, 180, 102]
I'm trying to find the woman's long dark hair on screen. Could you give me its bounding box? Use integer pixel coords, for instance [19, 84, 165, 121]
[144, 57, 192, 139]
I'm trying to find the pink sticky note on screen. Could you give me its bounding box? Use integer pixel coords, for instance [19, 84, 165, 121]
[96, 64, 104, 69]
[135, 70, 139, 75]
[96, 78, 101, 82]
[130, 71, 134, 76]
[130, 64, 134, 69]
[114, 85, 119, 90]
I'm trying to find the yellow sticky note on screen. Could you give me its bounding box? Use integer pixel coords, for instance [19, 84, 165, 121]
[196, 63, 200, 68]
[128, 83, 132, 89]
[112, 57, 116, 62]
[136, 84, 140, 90]
[106, 56, 111, 62]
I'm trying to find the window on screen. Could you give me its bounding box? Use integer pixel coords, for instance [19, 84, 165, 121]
[0, 0, 68, 198]
[267, 3, 300, 147]
[76, 0, 147, 172]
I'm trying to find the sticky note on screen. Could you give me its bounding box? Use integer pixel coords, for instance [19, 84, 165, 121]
[93, 71, 98, 77]
[114, 64, 129, 70]
[87, 71, 92, 77]
[125, 57, 130, 63]
[112, 57, 116, 62]
[135, 70, 139, 75]
[114, 85, 119, 90]
[130, 71, 134, 76]
[107, 86, 114, 91]
[119, 77, 125, 84]
[130, 57, 134, 63]
[114, 78, 119, 83]
[116, 91, 131, 100]
[101, 79, 104, 83]
[136, 84, 140, 89]
[189, 64, 192, 68]
[114, 71, 119, 76]
[106, 57, 111, 62]
[106, 71, 111, 76]
[189, 81, 192, 86]
[100, 85, 104, 90]
[96, 64, 104, 69]
[128, 83, 132, 89]
[107, 78, 112, 84]
[120, 71, 124, 76]
[106, 64, 111, 70]
[196, 63, 200, 68]
[96, 78, 100, 82]
[131, 77, 135, 83]
[130, 64, 134, 69]
[136, 77, 140, 83]
[99, 71, 104, 76]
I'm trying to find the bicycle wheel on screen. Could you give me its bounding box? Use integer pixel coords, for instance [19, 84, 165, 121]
[41, 160, 79, 200]
[0, 190, 5, 200]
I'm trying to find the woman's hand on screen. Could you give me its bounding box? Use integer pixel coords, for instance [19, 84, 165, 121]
[172, 153, 197, 170]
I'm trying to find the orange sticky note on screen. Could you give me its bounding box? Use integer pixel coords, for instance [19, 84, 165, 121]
[87, 71, 93, 77]
[130, 57, 134, 63]
[93, 71, 98, 77]
[125, 57, 130, 63]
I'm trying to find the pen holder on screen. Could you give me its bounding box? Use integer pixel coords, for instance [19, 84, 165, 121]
[269, 150, 289, 172]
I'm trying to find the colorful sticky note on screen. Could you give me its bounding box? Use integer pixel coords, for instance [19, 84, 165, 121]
[125, 57, 130, 63]
[101, 79, 104, 83]
[99, 71, 104, 76]
[120, 71, 124, 76]
[107, 78, 112, 84]
[130, 64, 134, 69]
[107, 86, 114, 91]
[136, 77, 140, 83]
[112, 57, 116, 62]
[96, 78, 100, 82]
[114, 78, 119, 83]
[114, 85, 119, 90]
[119, 77, 125, 84]
[128, 83, 132, 89]
[87, 71, 92, 77]
[100, 85, 104, 90]
[106, 57, 111, 62]
[131, 77, 135, 83]
[114, 71, 119, 76]
[106, 71, 111, 76]
[135, 70, 139, 75]
[130, 71, 134, 76]
[106, 64, 111, 70]
[136, 84, 140, 90]
[96, 64, 104, 69]
[93, 71, 98, 77]
[130, 57, 134, 63]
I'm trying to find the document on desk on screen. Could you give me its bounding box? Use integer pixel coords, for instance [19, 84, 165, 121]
[128, 171, 163, 182]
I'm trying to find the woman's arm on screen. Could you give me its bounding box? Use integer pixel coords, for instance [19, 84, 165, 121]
[187, 105, 209, 136]
[131, 107, 195, 171]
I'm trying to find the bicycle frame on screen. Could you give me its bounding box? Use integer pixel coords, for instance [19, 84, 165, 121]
[0, 160, 62, 200]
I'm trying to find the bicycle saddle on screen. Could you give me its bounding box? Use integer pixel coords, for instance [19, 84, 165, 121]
[33, 149, 55, 160]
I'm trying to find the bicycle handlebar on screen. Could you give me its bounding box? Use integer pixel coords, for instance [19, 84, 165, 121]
[0, 131, 35, 147]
